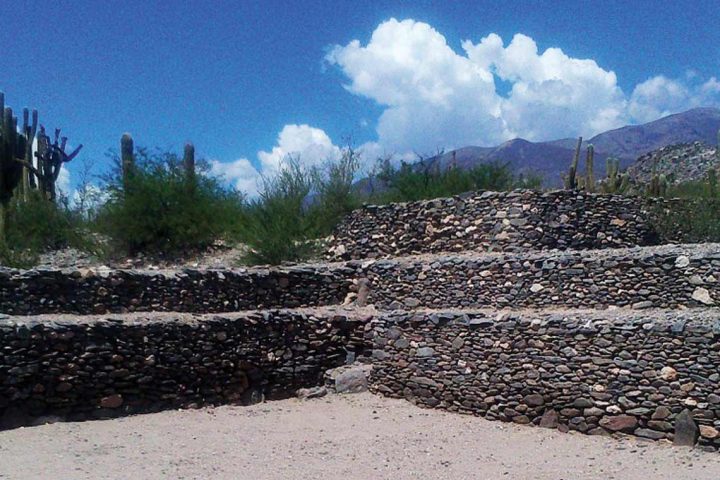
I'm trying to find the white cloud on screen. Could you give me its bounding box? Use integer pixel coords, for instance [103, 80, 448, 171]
[628, 75, 720, 123]
[210, 157, 262, 196]
[327, 18, 720, 151]
[211, 124, 343, 196]
[56, 165, 71, 197]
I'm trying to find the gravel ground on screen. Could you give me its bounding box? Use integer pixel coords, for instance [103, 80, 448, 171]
[1, 393, 718, 480]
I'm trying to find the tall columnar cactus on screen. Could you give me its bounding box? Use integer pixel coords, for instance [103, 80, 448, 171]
[121, 133, 135, 191]
[183, 142, 195, 178]
[585, 144, 595, 193]
[647, 160, 668, 197]
[599, 157, 631, 194]
[34, 126, 83, 201]
[0, 93, 28, 240]
[564, 137, 582, 189]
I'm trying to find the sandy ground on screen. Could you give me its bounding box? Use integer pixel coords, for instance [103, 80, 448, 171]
[0, 393, 718, 480]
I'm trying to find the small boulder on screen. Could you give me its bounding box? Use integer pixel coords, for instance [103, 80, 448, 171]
[673, 409, 699, 447]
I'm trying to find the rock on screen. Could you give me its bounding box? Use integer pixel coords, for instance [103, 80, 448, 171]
[673, 409, 699, 447]
[325, 364, 372, 394]
[632, 301, 653, 310]
[634, 428, 666, 440]
[539, 409, 559, 429]
[692, 287, 714, 305]
[652, 406, 672, 420]
[522, 394, 545, 407]
[599, 415, 638, 432]
[675, 256, 690, 268]
[403, 297, 421, 308]
[416, 347, 435, 358]
[99, 394, 123, 409]
[573, 398, 594, 408]
[297, 386, 327, 400]
[530, 283, 544, 293]
[699, 425, 719, 439]
[659, 366, 677, 381]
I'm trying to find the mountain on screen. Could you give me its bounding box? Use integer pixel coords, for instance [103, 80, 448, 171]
[422, 107, 720, 187]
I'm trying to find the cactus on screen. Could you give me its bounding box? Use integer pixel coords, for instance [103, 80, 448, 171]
[0, 93, 30, 240]
[563, 137, 582, 189]
[585, 144, 595, 193]
[183, 142, 195, 179]
[121, 133, 135, 191]
[599, 157, 630, 194]
[647, 160, 668, 197]
[34, 126, 83, 201]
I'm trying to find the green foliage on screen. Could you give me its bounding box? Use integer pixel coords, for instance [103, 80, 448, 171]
[0, 192, 89, 267]
[95, 148, 244, 256]
[238, 156, 317, 265]
[650, 168, 720, 242]
[311, 147, 362, 235]
[370, 158, 539, 203]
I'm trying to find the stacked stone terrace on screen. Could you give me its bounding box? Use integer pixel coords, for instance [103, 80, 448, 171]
[1, 189, 719, 450]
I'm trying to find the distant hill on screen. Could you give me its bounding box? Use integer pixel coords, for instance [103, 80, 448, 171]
[421, 107, 720, 187]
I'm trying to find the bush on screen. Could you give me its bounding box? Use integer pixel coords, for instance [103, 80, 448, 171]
[311, 147, 362, 236]
[650, 169, 720, 242]
[95, 149, 244, 256]
[239, 157, 318, 265]
[369, 159, 541, 203]
[0, 192, 89, 267]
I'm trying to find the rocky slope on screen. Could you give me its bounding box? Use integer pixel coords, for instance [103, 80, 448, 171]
[627, 141, 719, 184]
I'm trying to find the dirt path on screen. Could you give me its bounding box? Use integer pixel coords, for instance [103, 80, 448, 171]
[0, 393, 717, 480]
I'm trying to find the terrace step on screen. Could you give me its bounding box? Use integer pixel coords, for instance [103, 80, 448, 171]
[328, 190, 674, 260]
[354, 242, 720, 310]
[368, 307, 720, 450]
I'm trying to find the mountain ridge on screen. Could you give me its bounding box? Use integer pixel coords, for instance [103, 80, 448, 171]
[422, 107, 720, 186]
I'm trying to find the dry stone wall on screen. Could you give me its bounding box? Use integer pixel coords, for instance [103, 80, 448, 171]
[355, 243, 720, 310]
[328, 190, 665, 260]
[368, 309, 720, 450]
[0, 266, 351, 315]
[0, 308, 370, 428]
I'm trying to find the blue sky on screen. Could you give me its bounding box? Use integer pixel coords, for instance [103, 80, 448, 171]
[2, 0, 719, 194]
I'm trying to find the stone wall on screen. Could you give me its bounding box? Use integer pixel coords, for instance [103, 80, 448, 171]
[328, 190, 665, 260]
[356, 243, 720, 310]
[368, 309, 720, 450]
[0, 308, 371, 428]
[0, 265, 351, 315]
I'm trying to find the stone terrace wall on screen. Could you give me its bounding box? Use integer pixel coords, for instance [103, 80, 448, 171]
[0, 265, 352, 315]
[0, 309, 371, 428]
[357, 243, 720, 310]
[328, 190, 665, 260]
[369, 309, 720, 450]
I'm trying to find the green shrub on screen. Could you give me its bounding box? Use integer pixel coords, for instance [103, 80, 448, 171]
[95, 149, 244, 256]
[369, 159, 541, 203]
[0, 192, 89, 267]
[311, 147, 362, 236]
[239, 157, 317, 265]
[650, 169, 720, 242]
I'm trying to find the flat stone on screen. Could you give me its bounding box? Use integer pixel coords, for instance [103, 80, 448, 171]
[635, 428, 667, 440]
[599, 415, 638, 432]
[522, 394, 545, 407]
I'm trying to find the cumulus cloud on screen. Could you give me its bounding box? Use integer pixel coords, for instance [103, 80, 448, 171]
[629, 75, 720, 123]
[211, 124, 343, 196]
[326, 18, 720, 151]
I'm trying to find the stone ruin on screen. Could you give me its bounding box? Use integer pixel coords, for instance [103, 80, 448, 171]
[1, 189, 719, 450]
